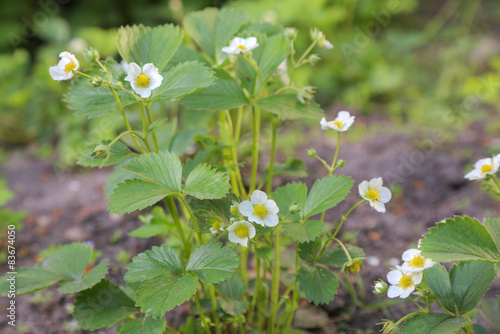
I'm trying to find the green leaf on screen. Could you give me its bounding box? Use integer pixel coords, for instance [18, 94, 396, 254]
[77, 140, 132, 168]
[65, 60, 136, 118]
[317, 245, 365, 268]
[183, 7, 248, 64]
[255, 245, 274, 261]
[256, 94, 324, 119]
[261, 158, 307, 183]
[136, 275, 199, 317]
[128, 224, 169, 238]
[183, 149, 212, 180]
[219, 299, 249, 316]
[125, 245, 183, 282]
[449, 261, 495, 314]
[272, 182, 307, 217]
[0, 178, 14, 206]
[181, 68, 249, 111]
[74, 280, 138, 330]
[484, 217, 500, 252]
[401, 313, 467, 334]
[186, 242, 240, 284]
[298, 237, 322, 263]
[424, 264, 455, 314]
[169, 45, 209, 67]
[0, 268, 64, 296]
[58, 260, 109, 293]
[242, 21, 284, 36]
[420, 216, 500, 263]
[216, 272, 245, 300]
[184, 163, 230, 200]
[303, 175, 353, 219]
[284, 220, 323, 243]
[117, 24, 182, 72]
[119, 317, 166, 334]
[190, 194, 237, 230]
[152, 62, 215, 101]
[296, 264, 338, 305]
[236, 34, 289, 95]
[478, 299, 500, 333]
[147, 118, 168, 133]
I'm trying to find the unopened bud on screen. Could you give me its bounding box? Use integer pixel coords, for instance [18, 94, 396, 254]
[90, 76, 102, 87]
[83, 47, 100, 63]
[288, 204, 299, 214]
[308, 54, 320, 65]
[110, 81, 123, 91]
[336, 159, 346, 168]
[230, 205, 239, 215]
[297, 86, 315, 104]
[306, 148, 316, 157]
[372, 280, 388, 295]
[284, 27, 298, 41]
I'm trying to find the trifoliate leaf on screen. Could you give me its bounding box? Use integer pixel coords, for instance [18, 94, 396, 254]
[74, 280, 138, 330]
[272, 182, 307, 217]
[298, 237, 322, 263]
[284, 220, 323, 243]
[117, 24, 182, 72]
[136, 275, 199, 317]
[296, 264, 338, 305]
[58, 260, 109, 293]
[125, 245, 184, 283]
[256, 94, 324, 119]
[420, 216, 500, 263]
[424, 264, 455, 314]
[303, 175, 353, 219]
[184, 163, 230, 200]
[119, 317, 166, 334]
[216, 272, 245, 300]
[77, 140, 132, 168]
[401, 313, 468, 334]
[186, 242, 240, 284]
[0, 268, 64, 296]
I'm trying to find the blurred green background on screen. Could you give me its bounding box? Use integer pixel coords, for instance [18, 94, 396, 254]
[1, 0, 499, 167]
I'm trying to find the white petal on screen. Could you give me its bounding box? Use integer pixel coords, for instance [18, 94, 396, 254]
[342, 117, 355, 130]
[399, 286, 415, 299]
[473, 158, 492, 170]
[247, 224, 256, 238]
[464, 170, 483, 180]
[239, 237, 248, 247]
[222, 46, 237, 54]
[239, 201, 253, 216]
[228, 230, 239, 243]
[265, 200, 279, 214]
[49, 66, 73, 81]
[358, 181, 369, 196]
[210, 227, 217, 235]
[336, 111, 351, 120]
[369, 177, 383, 189]
[133, 87, 152, 98]
[245, 37, 258, 48]
[148, 71, 163, 90]
[251, 190, 268, 204]
[320, 117, 329, 130]
[402, 249, 420, 262]
[248, 214, 264, 226]
[411, 271, 423, 284]
[126, 62, 142, 79]
[263, 214, 279, 227]
[387, 286, 403, 298]
[372, 201, 386, 213]
[378, 187, 392, 203]
[387, 269, 403, 285]
[142, 63, 157, 75]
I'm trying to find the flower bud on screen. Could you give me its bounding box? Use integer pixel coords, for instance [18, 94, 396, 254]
[284, 27, 298, 41]
[372, 280, 388, 295]
[306, 148, 316, 157]
[336, 159, 346, 168]
[347, 260, 362, 273]
[91, 76, 103, 87]
[378, 320, 398, 334]
[288, 204, 299, 214]
[110, 81, 124, 91]
[297, 86, 315, 104]
[308, 54, 320, 65]
[83, 47, 100, 63]
[230, 204, 239, 215]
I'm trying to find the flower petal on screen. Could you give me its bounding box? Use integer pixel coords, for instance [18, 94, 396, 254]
[378, 187, 392, 203]
[239, 201, 253, 216]
[399, 286, 415, 299]
[369, 177, 383, 189]
[402, 249, 420, 262]
[387, 269, 403, 285]
[265, 200, 279, 214]
[263, 214, 279, 227]
[251, 190, 268, 205]
[387, 286, 403, 298]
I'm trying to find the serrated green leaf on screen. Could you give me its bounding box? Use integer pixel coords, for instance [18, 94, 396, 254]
[401, 313, 467, 334]
[125, 245, 183, 282]
[183, 7, 248, 64]
[136, 275, 199, 317]
[296, 264, 338, 305]
[317, 244, 365, 268]
[190, 193, 237, 231]
[58, 260, 109, 293]
[128, 224, 169, 238]
[169, 45, 209, 67]
[147, 118, 168, 133]
[478, 299, 500, 332]
[0, 268, 64, 296]
[256, 94, 324, 119]
[420, 216, 500, 263]
[216, 272, 245, 300]
[74, 280, 138, 330]
[298, 237, 322, 263]
[77, 140, 132, 168]
[450, 261, 495, 314]
[484, 217, 500, 252]
[184, 163, 230, 200]
[152, 61, 215, 101]
[186, 242, 240, 284]
[104, 161, 135, 198]
[242, 21, 284, 36]
[117, 24, 182, 72]
[236, 34, 289, 95]
[424, 264, 455, 314]
[220, 299, 249, 316]
[65, 60, 136, 118]
[303, 175, 353, 219]
[119, 317, 166, 334]
[272, 182, 307, 217]
[255, 245, 274, 261]
[183, 149, 212, 180]
[181, 68, 249, 110]
[284, 220, 323, 243]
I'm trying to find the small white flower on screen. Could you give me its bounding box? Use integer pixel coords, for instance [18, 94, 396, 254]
[222, 37, 259, 55]
[227, 220, 256, 247]
[209, 220, 225, 235]
[120, 59, 128, 72]
[124, 62, 163, 98]
[320, 111, 355, 132]
[320, 38, 334, 49]
[358, 177, 392, 213]
[239, 190, 279, 227]
[297, 86, 315, 104]
[310, 28, 333, 49]
[464, 155, 500, 180]
[387, 269, 422, 299]
[397, 249, 435, 273]
[49, 51, 79, 81]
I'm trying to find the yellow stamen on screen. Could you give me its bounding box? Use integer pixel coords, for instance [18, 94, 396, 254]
[235, 225, 249, 238]
[212, 220, 222, 232]
[398, 274, 414, 290]
[481, 164, 493, 175]
[236, 44, 247, 51]
[64, 61, 77, 74]
[333, 120, 344, 129]
[253, 204, 268, 220]
[408, 255, 425, 269]
[135, 73, 151, 88]
[366, 188, 380, 202]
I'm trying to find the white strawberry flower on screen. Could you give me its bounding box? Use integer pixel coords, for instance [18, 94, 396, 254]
[227, 220, 256, 247]
[310, 28, 333, 49]
[358, 177, 392, 213]
[49, 51, 79, 81]
[124, 62, 163, 98]
[222, 37, 259, 55]
[239, 190, 279, 227]
[397, 249, 435, 273]
[209, 220, 225, 235]
[320, 111, 355, 132]
[464, 155, 500, 180]
[387, 269, 422, 299]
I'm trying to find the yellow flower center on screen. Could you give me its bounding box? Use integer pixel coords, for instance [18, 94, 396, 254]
[64, 61, 77, 74]
[408, 255, 425, 269]
[481, 164, 493, 175]
[236, 44, 247, 51]
[234, 225, 249, 239]
[212, 220, 222, 232]
[252, 204, 268, 220]
[333, 120, 344, 129]
[366, 188, 380, 201]
[135, 73, 151, 88]
[398, 274, 414, 290]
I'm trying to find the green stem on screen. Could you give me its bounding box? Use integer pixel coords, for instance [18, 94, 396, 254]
[248, 241, 261, 329]
[330, 132, 341, 175]
[250, 106, 261, 194]
[226, 110, 247, 199]
[194, 292, 211, 334]
[176, 195, 204, 245]
[164, 198, 190, 256]
[75, 70, 94, 80]
[145, 102, 159, 153]
[240, 245, 249, 298]
[139, 101, 153, 152]
[269, 225, 281, 333]
[106, 130, 146, 148]
[282, 246, 299, 332]
[289, 41, 317, 85]
[219, 111, 240, 197]
[243, 55, 268, 97]
[209, 285, 221, 334]
[408, 297, 426, 312]
[266, 116, 279, 194]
